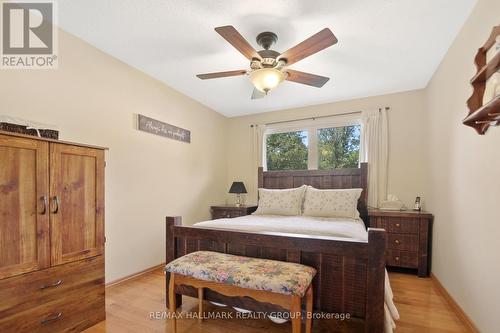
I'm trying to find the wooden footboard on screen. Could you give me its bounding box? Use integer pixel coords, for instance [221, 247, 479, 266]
[165, 216, 387, 333]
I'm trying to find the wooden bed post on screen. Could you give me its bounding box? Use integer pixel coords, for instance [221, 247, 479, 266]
[364, 228, 387, 333]
[359, 162, 369, 225]
[258, 167, 264, 188]
[166, 216, 182, 309]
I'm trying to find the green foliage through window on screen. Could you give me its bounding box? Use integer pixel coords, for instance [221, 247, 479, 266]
[318, 125, 360, 169]
[265, 125, 361, 171]
[266, 131, 308, 171]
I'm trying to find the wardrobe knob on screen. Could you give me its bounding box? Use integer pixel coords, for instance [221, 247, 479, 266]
[51, 196, 60, 214]
[40, 279, 62, 290]
[41, 312, 62, 325]
[40, 196, 48, 215]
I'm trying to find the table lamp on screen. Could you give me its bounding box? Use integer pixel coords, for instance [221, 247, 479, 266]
[229, 181, 247, 207]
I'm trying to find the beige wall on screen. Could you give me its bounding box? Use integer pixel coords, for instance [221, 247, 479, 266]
[424, 0, 500, 331]
[0, 30, 228, 282]
[226, 89, 429, 209]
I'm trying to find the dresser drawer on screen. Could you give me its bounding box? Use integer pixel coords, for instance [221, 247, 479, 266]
[230, 211, 243, 217]
[387, 250, 418, 268]
[212, 210, 243, 219]
[211, 206, 257, 220]
[0, 281, 104, 332]
[0, 255, 104, 318]
[213, 210, 230, 219]
[387, 234, 419, 252]
[378, 217, 419, 234]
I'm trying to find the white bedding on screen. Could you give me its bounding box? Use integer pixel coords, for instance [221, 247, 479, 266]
[194, 214, 400, 333]
[196, 214, 368, 240]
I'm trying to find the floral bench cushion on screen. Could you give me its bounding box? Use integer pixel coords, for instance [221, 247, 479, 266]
[165, 251, 316, 297]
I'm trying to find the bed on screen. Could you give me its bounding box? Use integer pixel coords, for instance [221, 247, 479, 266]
[165, 163, 393, 332]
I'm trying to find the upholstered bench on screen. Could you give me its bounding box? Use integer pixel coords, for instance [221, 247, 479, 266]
[165, 251, 316, 333]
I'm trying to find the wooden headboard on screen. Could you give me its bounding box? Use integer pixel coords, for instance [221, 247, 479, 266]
[258, 162, 369, 224]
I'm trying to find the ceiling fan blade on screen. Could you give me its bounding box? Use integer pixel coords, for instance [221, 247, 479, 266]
[286, 69, 330, 88]
[251, 88, 266, 99]
[278, 28, 337, 66]
[215, 26, 261, 60]
[196, 70, 247, 80]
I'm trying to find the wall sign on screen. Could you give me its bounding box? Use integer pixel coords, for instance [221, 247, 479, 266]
[137, 114, 190, 143]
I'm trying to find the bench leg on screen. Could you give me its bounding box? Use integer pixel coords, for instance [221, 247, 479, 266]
[166, 272, 182, 309]
[198, 287, 204, 321]
[291, 295, 302, 333]
[169, 273, 177, 333]
[305, 286, 313, 333]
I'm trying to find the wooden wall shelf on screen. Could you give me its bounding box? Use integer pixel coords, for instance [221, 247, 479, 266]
[470, 52, 500, 85]
[464, 25, 500, 135]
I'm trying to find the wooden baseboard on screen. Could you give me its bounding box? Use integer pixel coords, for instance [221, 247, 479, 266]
[430, 273, 480, 333]
[106, 263, 165, 288]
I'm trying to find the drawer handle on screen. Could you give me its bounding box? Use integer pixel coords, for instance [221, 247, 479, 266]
[41, 312, 62, 325]
[40, 196, 48, 215]
[51, 196, 60, 214]
[394, 239, 400, 245]
[395, 256, 400, 261]
[40, 279, 62, 290]
[395, 223, 401, 227]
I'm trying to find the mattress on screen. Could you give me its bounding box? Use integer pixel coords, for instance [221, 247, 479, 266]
[195, 214, 368, 240]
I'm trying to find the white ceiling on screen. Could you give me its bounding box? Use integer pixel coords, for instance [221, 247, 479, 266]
[58, 0, 476, 117]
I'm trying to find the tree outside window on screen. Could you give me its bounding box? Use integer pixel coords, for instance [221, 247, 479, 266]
[265, 124, 360, 171]
[318, 125, 360, 169]
[266, 131, 308, 171]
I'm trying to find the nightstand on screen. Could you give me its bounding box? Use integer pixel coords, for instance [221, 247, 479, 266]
[210, 205, 258, 220]
[368, 209, 433, 277]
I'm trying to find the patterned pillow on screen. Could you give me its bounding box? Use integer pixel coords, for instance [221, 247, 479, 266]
[254, 185, 306, 216]
[303, 186, 362, 219]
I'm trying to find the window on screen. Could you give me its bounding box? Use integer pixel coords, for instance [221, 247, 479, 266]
[317, 125, 361, 169]
[266, 130, 308, 171]
[264, 119, 361, 171]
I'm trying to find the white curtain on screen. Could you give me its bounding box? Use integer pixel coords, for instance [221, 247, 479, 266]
[360, 108, 389, 208]
[251, 124, 266, 201]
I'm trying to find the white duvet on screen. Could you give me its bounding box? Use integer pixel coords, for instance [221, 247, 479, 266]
[195, 214, 400, 333]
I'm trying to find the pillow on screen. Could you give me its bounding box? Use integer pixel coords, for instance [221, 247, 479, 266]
[254, 185, 306, 216]
[303, 186, 362, 219]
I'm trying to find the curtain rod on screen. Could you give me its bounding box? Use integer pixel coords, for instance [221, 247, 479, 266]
[250, 106, 390, 127]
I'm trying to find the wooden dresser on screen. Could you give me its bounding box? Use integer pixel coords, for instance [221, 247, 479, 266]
[210, 205, 257, 219]
[0, 131, 106, 332]
[368, 209, 433, 277]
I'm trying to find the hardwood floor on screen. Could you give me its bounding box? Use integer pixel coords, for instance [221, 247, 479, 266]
[389, 273, 469, 332]
[84, 268, 470, 333]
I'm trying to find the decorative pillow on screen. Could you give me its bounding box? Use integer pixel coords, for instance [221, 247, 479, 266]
[254, 185, 306, 216]
[303, 186, 362, 219]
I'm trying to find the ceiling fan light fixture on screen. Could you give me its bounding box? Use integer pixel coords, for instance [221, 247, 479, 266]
[250, 68, 286, 94]
[197, 26, 337, 99]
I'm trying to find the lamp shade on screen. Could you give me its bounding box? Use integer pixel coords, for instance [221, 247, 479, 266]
[250, 68, 286, 93]
[229, 181, 247, 194]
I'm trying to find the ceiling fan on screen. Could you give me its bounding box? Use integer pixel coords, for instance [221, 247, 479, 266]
[196, 26, 338, 99]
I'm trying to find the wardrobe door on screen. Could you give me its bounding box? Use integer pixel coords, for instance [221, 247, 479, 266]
[0, 134, 50, 279]
[50, 144, 105, 266]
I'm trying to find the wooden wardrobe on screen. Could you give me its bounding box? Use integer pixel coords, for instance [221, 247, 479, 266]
[0, 131, 106, 332]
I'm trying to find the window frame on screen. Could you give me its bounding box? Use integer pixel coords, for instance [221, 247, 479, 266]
[263, 115, 362, 171]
